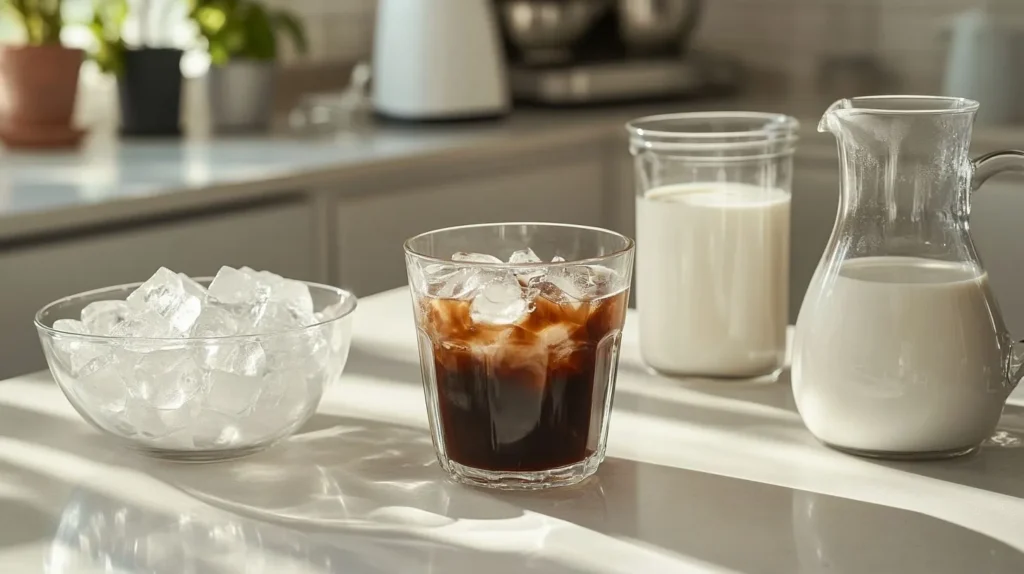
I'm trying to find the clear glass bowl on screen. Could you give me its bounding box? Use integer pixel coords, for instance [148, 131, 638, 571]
[34, 279, 357, 462]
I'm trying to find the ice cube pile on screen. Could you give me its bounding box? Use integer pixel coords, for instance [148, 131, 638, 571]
[58, 266, 327, 340]
[46, 266, 349, 452]
[413, 248, 620, 326]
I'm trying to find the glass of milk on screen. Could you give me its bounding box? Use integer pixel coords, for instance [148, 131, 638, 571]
[627, 112, 799, 380]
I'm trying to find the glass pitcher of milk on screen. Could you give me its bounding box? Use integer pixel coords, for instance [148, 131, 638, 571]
[793, 95, 1024, 459]
[628, 112, 799, 380]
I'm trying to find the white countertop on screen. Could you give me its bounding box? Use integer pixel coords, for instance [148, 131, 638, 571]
[3, 287, 1024, 573]
[0, 94, 843, 244]
[4, 93, 1024, 245]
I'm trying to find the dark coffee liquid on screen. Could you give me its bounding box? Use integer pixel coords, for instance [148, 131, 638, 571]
[421, 290, 627, 472]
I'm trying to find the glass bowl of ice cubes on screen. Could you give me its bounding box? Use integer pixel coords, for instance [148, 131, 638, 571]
[34, 266, 357, 462]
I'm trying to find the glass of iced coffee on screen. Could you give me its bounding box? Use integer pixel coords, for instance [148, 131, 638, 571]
[405, 223, 635, 490]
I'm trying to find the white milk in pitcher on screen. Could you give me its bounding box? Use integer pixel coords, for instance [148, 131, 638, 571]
[793, 256, 1009, 453]
[636, 183, 790, 377]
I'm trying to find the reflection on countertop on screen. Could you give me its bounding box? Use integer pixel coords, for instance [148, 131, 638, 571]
[17, 399, 1024, 574]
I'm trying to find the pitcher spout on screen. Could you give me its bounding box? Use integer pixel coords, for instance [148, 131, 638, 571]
[817, 98, 852, 134]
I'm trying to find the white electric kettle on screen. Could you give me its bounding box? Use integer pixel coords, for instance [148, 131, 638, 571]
[373, 0, 510, 121]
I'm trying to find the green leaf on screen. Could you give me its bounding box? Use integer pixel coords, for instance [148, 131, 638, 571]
[187, 0, 305, 63]
[194, 5, 226, 35]
[241, 2, 275, 60]
[85, 0, 127, 75]
[209, 42, 229, 66]
[272, 10, 306, 55]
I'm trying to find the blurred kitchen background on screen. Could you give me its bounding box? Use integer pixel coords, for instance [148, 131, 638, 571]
[2, 0, 1016, 125]
[2, 0, 1024, 379]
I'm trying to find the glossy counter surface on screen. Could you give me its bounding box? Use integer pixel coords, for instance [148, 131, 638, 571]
[2, 287, 1024, 573]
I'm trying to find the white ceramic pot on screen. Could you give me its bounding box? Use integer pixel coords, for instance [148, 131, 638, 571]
[207, 59, 276, 133]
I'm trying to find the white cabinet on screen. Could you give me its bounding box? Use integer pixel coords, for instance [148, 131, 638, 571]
[333, 153, 605, 297]
[0, 201, 315, 379]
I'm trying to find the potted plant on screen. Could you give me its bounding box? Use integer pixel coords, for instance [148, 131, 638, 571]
[92, 0, 185, 136]
[190, 0, 306, 133]
[0, 0, 85, 148]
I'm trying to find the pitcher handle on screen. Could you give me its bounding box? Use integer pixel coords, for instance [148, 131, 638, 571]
[972, 150, 1024, 191]
[972, 150, 1024, 386]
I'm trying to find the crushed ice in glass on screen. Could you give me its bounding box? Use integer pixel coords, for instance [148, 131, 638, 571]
[49, 266, 339, 450]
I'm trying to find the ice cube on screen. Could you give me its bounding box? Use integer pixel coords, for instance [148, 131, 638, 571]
[80, 300, 133, 335]
[130, 350, 204, 410]
[544, 264, 616, 303]
[53, 319, 86, 334]
[75, 357, 129, 413]
[470, 277, 530, 325]
[271, 279, 314, 316]
[438, 269, 491, 299]
[315, 296, 351, 323]
[258, 278, 316, 332]
[509, 247, 546, 285]
[73, 348, 120, 379]
[256, 369, 312, 417]
[412, 263, 457, 295]
[47, 320, 100, 375]
[109, 312, 174, 339]
[121, 398, 194, 440]
[208, 267, 268, 305]
[451, 252, 503, 264]
[508, 248, 542, 265]
[264, 330, 327, 373]
[191, 410, 242, 449]
[190, 306, 239, 338]
[435, 268, 490, 299]
[179, 273, 207, 298]
[242, 369, 313, 440]
[199, 341, 267, 377]
[207, 267, 271, 334]
[126, 268, 203, 335]
[536, 323, 577, 362]
[204, 371, 263, 415]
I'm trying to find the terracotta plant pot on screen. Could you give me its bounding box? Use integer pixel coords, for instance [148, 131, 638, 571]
[0, 45, 85, 149]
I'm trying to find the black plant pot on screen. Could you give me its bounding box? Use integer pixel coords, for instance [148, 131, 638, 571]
[118, 48, 183, 137]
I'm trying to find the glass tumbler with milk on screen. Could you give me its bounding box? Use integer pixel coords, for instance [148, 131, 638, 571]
[628, 112, 799, 380]
[793, 96, 1024, 459]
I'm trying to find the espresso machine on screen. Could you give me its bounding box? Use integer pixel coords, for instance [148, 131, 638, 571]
[497, 0, 740, 105]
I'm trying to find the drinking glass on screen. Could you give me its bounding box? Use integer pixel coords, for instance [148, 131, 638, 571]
[628, 112, 799, 380]
[405, 223, 634, 490]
